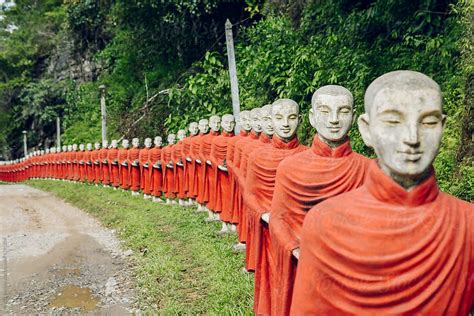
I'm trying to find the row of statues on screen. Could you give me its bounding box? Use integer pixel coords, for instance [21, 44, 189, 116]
[0, 71, 472, 315]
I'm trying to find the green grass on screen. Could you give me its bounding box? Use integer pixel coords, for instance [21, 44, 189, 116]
[27, 180, 254, 314]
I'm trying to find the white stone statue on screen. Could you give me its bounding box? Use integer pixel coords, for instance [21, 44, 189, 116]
[261, 104, 274, 137]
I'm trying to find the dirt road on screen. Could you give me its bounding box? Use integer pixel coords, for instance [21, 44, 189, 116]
[0, 184, 135, 314]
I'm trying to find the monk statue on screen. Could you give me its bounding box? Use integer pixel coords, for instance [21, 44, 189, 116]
[66, 145, 74, 181]
[150, 136, 164, 202]
[269, 85, 370, 315]
[100, 140, 110, 187]
[139, 137, 153, 199]
[192, 119, 209, 212]
[129, 137, 141, 196]
[118, 139, 130, 190]
[183, 122, 199, 206]
[85, 143, 94, 183]
[78, 144, 86, 182]
[209, 114, 235, 234]
[173, 129, 187, 206]
[291, 70, 474, 315]
[92, 142, 101, 186]
[72, 143, 79, 182]
[163, 133, 177, 204]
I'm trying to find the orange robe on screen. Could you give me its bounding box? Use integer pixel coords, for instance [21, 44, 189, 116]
[162, 144, 175, 198]
[236, 132, 271, 242]
[85, 150, 93, 182]
[244, 136, 307, 275]
[78, 151, 86, 182]
[66, 152, 74, 180]
[181, 136, 193, 196]
[291, 161, 474, 315]
[139, 147, 152, 195]
[198, 130, 220, 206]
[209, 131, 234, 221]
[267, 136, 370, 316]
[149, 146, 163, 197]
[118, 148, 130, 189]
[129, 147, 141, 192]
[108, 148, 120, 187]
[99, 148, 110, 185]
[72, 151, 80, 181]
[190, 134, 205, 199]
[172, 140, 186, 199]
[91, 149, 101, 184]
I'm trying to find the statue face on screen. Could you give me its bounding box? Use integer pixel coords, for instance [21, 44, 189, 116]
[154, 136, 162, 147]
[261, 108, 274, 136]
[122, 140, 129, 149]
[272, 101, 299, 141]
[250, 111, 262, 133]
[79, 144, 85, 151]
[221, 115, 235, 133]
[209, 116, 221, 132]
[67, 145, 72, 152]
[94, 143, 100, 150]
[132, 138, 139, 148]
[62, 146, 67, 152]
[167, 134, 176, 144]
[72, 144, 78, 151]
[177, 130, 186, 140]
[310, 94, 353, 143]
[144, 138, 152, 148]
[189, 123, 199, 135]
[102, 140, 108, 148]
[87, 143, 92, 150]
[198, 120, 209, 134]
[359, 87, 444, 180]
[240, 112, 251, 131]
[111, 140, 118, 148]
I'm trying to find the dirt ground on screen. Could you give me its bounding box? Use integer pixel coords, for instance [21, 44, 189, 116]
[0, 184, 136, 314]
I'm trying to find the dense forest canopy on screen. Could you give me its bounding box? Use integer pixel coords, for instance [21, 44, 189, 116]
[0, 0, 472, 201]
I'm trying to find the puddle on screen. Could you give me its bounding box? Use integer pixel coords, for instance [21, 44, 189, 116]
[49, 285, 99, 311]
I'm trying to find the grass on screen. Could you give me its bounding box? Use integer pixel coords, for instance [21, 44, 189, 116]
[27, 180, 254, 314]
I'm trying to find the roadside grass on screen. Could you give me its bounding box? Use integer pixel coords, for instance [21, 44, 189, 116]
[27, 180, 254, 314]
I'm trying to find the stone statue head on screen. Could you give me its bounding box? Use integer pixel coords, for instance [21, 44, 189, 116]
[221, 114, 235, 133]
[261, 104, 274, 137]
[310, 85, 354, 147]
[167, 134, 176, 145]
[250, 108, 263, 133]
[122, 139, 129, 149]
[240, 110, 251, 131]
[87, 143, 93, 151]
[272, 99, 299, 141]
[111, 140, 118, 148]
[40, 150, 45, 155]
[189, 122, 199, 136]
[198, 119, 210, 134]
[102, 140, 109, 149]
[79, 144, 85, 151]
[46, 148, 50, 154]
[62, 145, 67, 152]
[177, 129, 186, 140]
[209, 115, 221, 132]
[50, 148, 56, 154]
[144, 138, 152, 148]
[358, 70, 445, 189]
[57, 146, 61, 152]
[132, 138, 139, 148]
[72, 144, 78, 151]
[94, 142, 101, 150]
[68, 145, 73, 152]
[154, 136, 162, 147]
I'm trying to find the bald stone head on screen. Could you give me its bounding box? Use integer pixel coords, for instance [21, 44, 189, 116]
[79, 144, 85, 151]
[198, 119, 209, 134]
[209, 115, 221, 132]
[122, 139, 129, 149]
[261, 104, 274, 136]
[358, 70, 444, 189]
[111, 140, 118, 148]
[250, 107, 263, 133]
[167, 133, 176, 145]
[240, 110, 251, 131]
[272, 99, 299, 142]
[310, 85, 354, 147]
[86, 143, 92, 151]
[132, 138, 139, 148]
[177, 129, 186, 140]
[221, 114, 235, 133]
[153, 136, 162, 147]
[188, 122, 199, 136]
[94, 142, 101, 150]
[144, 137, 152, 148]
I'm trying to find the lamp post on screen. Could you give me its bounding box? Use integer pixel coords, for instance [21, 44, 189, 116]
[22, 130, 27, 157]
[99, 85, 107, 144]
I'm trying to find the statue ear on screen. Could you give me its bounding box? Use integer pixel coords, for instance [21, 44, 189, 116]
[309, 108, 316, 129]
[357, 113, 373, 147]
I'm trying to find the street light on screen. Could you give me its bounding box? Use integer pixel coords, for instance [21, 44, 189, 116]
[99, 85, 107, 144]
[22, 130, 27, 157]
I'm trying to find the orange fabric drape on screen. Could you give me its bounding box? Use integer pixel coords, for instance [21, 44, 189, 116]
[209, 131, 234, 221]
[198, 130, 220, 206]
[268, 135, 370, 316]
[91, 149, 101, 184]
[85, 150, 93, 183]
[190, 134, 204, 199]
[139, 147, 152, 195]
[99, 148, 109, 185]
[291, 161, 474, 315]
[118, 148, 130, 189]
[162, 144, 175, 198]
[244, 136, 307, 274]
[128, 147, 141, 192]
[181, 136, 193, 196]
[78, 151, 87, 182]
[172, 141, 186, 199]
[149, 146, 163, 197]
[108, 148, 120, 187]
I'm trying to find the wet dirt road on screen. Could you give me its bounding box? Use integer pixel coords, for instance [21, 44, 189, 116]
[0, 184, 135, 314]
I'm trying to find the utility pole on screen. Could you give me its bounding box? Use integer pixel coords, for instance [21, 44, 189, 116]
[99, 85, 107, 143]
[56, 117, 61, 148]
[22, 130, 27, 157]
[225, 19, 241, 133]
